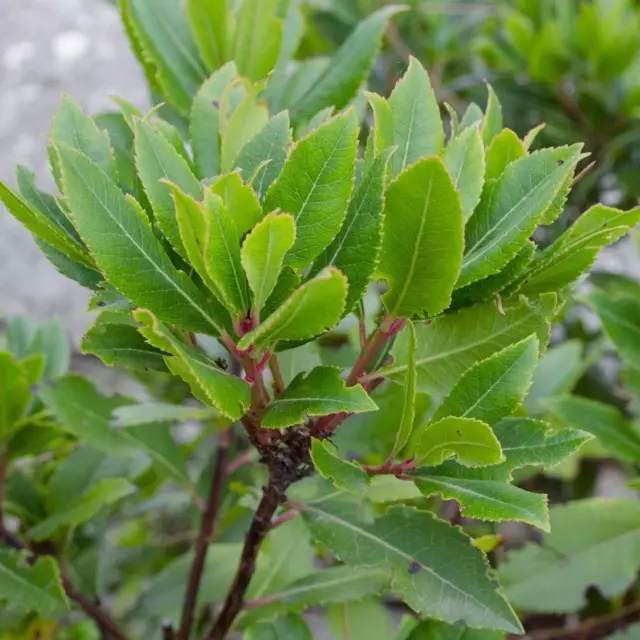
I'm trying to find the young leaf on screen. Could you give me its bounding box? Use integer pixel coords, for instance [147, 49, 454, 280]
[484, 129, 527, 181]
[418, 417, 503, 467]
[301, 500, 522, 633]
[0, 353, 30, 443]
[264, 110, 358, 271]
[290, 6, 405, 124]
[461, 103, 483, 129]
[57, 144, 230, 335]
[28, 478, 135, 541]
[210, 172, 264, 237]
[111, 403, 215, 427]
[136, 309, 251, 421]
[241, 212, 296, 314]
[245, 614, 313, 640]
[0, 550, 68, 615]
[480, 85, 503, 146]
[389, 57, 444, 177]
[413, 472, 549, 532]
[544, 395, 640, 462]
[190, 63, 237, 179]
[134, 118, 202, 258]
[432, 335, 539, 424]
[365, 93, 395, 170]
[202, 190, 249, 315]
[235, 112, 292, 200]
[311, 439, 370, 492]
[458, 149, 581, 288]
[186, 0, 227, 71]
[233, 0, 282, 82]
[382, 295, 555, 397]
[391, 323, 417, 456]
[500, 499, 640, 613]
[36, 239, 102, 290]
[377, 156, 464, 318]
[262, 366, 377, 429]
[310, 149, 392, 312]
[443, 123, 486, 219]
[238, 268, 348, 351]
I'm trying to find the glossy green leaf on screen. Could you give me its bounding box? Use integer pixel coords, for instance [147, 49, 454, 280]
[378, 157, 464, 318]
[136, 310, 251, 420]
[134, 118, 202, 258]
[36, 239, 102, 290]
[365, 93, 394, 171]
[401, 620, 504, 640]
[0, 353, 30, 443]
[234, 0, 282, 82]
[186, 0, 227, 71]
[290, 6, 405, 124]
[111, 403, 215, 427]
[391, 323, 417, 456]
[310, 149, 392, 312]
[443, 124, 485, 219]
[461, 103, 483, 129]
[501, 499, 640, 612]
[241, 212, 296, 314]
[389, 57, 444, 176]
[480, 85, 502, 146]
[210, 171, 264, 237]
[262, 366, 377, 428]
[0, 550, 68, 615]
[238, 268, 348, 351]
[202, 190, 249, 315]
[418, 417, 503, 467]
[264, 110, 358, 271]
[28, 478, 134, 541]
[235, 112, 292, 200]
[301, 500, 522, 633]
[311, 439, 370, 492]
[432, 335, 539, 424]
[383, 295, 555, 397]
[57, 144, 229, 335]
[458, 149, 581, 288]
[484, 129, 526, 181]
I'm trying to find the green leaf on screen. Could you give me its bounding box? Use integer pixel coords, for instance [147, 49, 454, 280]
[310, 149, 392, 312]
[400, 620, 504, 640]
[241, 212, 296, 314]
[28, 478, 134, 541]
[544, 396, 640, 462]
[480, 85, 502, 146]
[458, 149, 581, 288]
[123, 0, 207, 114]
[443, 124, 485, 220]
[383, 295, 555, 397]
[186, 0, 227, 71]
[5, 317, 37, 358]
[235, 112, 292, 200]
[36, 239, 102, 290]
[391, 323, 417, 456]
[389, 57, 444, 177]
[210, 171, 264, 237]
[136, 310, 251, 420]
[202, 189, 249, 315]
[190, 63, 237, 179]
[413, 471, 549, 531]
[290, 6, 405, 124]
[418, 417, 503, 467]
[311, 439, 370, 492]
[301, 500, 522, 633]
[221, 93, 269, 173]
[262, 366, 377, 429]
[134, 118, 202, 259]
[234, 0, 282, 82]
[500, 498, 640, 613]
[82, 311, 168, 372]
[0, 550, 68, 615]
[585, 291, 640, 368]
[245, 614, 312, 640]
[50, 94, 116, 183]
[484, 129, 526, 181]
[378, 157, 464, 318]
[0, 353, 30, 443]
[461, 103, 483, 129]
[238, 267, 348, 351]
[432, 335, 539, 424]
[328, 598, 394, 640]
[365, 93, 395, 171]
[111, 403, 216, 427]
[57, 144, 230, 335]
[264, 110, 358, 271]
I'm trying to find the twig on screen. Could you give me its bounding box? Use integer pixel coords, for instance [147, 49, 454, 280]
[177, 431, 231, 640]
[162, 622, 176, 640]
[205, 476, 283, 639]
[269, 509, 299, 530]
[269, 355, 285, 396]
[346, 317, 400, 386]
[228, 450, 254, 474]
[362, 457, 416, 478]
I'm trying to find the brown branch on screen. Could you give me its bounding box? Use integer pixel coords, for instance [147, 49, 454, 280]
[177, 431, 231, 640]
[205, 476, 283, 639]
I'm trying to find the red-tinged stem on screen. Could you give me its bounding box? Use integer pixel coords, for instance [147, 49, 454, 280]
[269, 509, 299, 530]
[227, 450, 254, 474]
[362, 457, 416, 478]
[269, 355, 285, 396]
[177, 432, 230, 640]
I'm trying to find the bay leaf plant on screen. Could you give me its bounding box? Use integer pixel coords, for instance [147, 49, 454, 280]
[1, 44, 639, 638]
